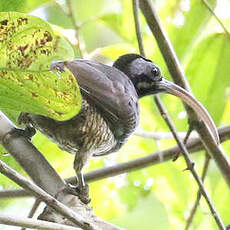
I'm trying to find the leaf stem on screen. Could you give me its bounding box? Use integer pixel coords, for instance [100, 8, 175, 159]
[201, 0, 230, 37]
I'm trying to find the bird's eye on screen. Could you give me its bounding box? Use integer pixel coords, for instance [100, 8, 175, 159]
[151, 67, 160, 76]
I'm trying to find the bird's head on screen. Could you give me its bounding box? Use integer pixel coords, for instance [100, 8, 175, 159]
[113, 53, 163, 97]
[113, 53, 219, 145]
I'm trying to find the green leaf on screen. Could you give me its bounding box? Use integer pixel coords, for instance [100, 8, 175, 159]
[0, 12, 81, 121]
[99, 0, 135, 42]
[100, 43, 136, 60]
[0, 12, 74, 70]
[168, 0, 217, 60]
[186, 33, 230, 124]
[99, 13, 123, 38]
[0, 0, 50, 12]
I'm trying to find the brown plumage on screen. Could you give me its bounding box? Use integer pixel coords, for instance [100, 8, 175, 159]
[19, 54, 219, 203]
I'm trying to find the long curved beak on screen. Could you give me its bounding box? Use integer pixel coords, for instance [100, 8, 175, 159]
[156, 78, 220, 145]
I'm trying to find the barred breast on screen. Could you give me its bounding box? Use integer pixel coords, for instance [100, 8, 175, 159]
[21, 98, 117, 157]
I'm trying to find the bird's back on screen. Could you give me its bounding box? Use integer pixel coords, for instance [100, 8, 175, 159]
[20, 59, 140, 157]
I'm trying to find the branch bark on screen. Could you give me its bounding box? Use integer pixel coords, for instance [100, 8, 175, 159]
[185, 153, 211, 230]
[0, 159, 96, 230]
[0, 112, 65, 196]
[0, 214, 81, 230]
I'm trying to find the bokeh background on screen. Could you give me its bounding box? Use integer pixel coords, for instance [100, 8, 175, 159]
[0, 0, 230, 229]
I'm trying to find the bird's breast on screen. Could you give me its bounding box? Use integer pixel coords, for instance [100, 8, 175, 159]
[23, 98, 117, 156]
[21, 93, 138, 157]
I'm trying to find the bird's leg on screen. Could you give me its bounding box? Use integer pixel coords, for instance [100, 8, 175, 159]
[13, 126, 36, 140]
[77, 172, 85, 188]
[72, 152, 91, 204]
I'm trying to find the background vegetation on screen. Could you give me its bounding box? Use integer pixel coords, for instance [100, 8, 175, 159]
[0, 0, 230, 229]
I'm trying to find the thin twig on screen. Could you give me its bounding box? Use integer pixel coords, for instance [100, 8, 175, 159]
[133, 1, 225, 228]
[132, 0, 146, 56]
[127, 1, 225, 227]
[185, 153, 211, 230]
[201, 0, 230, 37]
[1, 125, 230, 199]
[0, 160, 95, 230]
[184, 126, 194, 145]
[21, 198, 41, 230]
[26, 199, 41, 218]
[173, 126, 194, 161]
[140, 0, 230, 189]
[154, 95, 225, 230]
[0, 214, 81, 230]
[66, 0, 83, 58]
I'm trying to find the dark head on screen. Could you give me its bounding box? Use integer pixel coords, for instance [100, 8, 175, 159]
[113, 53, 219, 145]
[113, 54, 163, 97]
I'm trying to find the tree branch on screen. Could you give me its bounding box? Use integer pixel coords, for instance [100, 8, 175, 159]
[0, 159, 96, 230]
[0, 111, 124, 230]
[0, 214, 81, 230]
[2, 125, 230, 199]
[139, 0, 230, 189]
[185, 153, 211, 230]
[0, 112, 65, 197]
[133, 2, 225, 228]
[21, 199, 41, 230]
[154, 96, 225, 230]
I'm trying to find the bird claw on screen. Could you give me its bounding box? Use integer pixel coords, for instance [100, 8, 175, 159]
[50, 61, 66, 73]
[75, 183, 91, 204]
[17, 113, 36, 140]
[65, 183, 91, 204]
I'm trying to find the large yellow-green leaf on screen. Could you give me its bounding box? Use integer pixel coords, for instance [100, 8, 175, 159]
[0, 12, 81, 121]
[186, 33, 230, 124]
[99, 0, 135, 42]
[100, 43, 136, 60]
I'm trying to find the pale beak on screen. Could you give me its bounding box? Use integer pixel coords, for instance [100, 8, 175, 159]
[156, 78, 220, 145]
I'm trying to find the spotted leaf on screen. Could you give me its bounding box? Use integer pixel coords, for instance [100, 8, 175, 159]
[0, 12, 81, 121]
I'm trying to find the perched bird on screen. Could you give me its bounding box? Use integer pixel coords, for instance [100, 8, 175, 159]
[19, 54, 219, 203]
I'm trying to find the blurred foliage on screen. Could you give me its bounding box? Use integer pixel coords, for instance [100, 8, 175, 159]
[0, 0, 49, 13]
[0, 0, 230, 230]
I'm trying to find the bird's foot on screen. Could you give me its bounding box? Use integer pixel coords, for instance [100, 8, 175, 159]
[16, 113, 36, 140]
[65, 183, 91, 204]
[75, 183, 91, 204]
[9, 127, 36, 140]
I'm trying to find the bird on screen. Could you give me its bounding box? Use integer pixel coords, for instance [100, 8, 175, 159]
[19, 53, 219, 203]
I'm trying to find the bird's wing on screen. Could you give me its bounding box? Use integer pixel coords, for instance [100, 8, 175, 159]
[64, 59, 139, 141]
